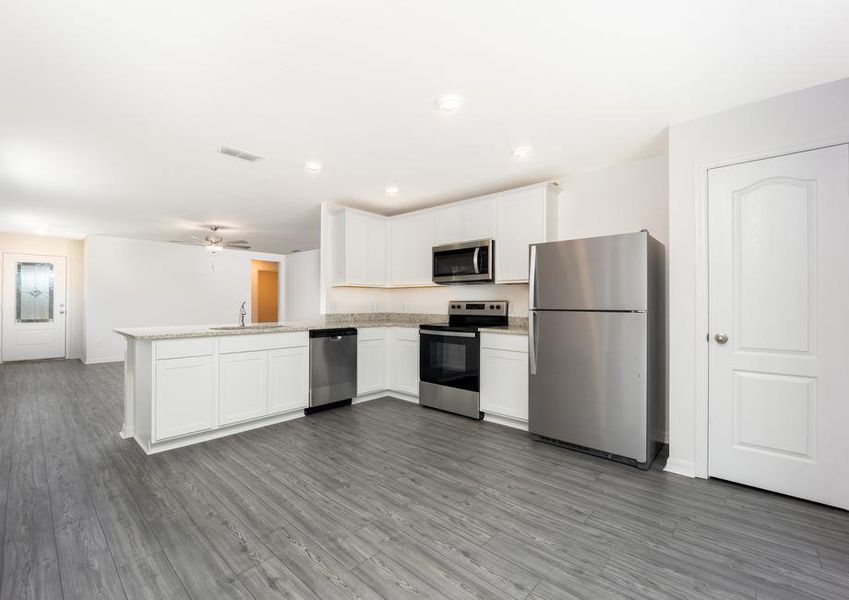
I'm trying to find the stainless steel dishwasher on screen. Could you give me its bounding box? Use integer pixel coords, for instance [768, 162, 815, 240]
[307, 328, 357, 413]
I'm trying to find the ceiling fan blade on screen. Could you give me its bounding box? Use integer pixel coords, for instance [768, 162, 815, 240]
[169, 240, 206, 245]
[224, 239, 248, 245]
[190, 235, 205, 241]
[224, 244, 251, 249]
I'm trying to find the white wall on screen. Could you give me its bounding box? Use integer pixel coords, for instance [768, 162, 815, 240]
[559, 154, 668, 244]
[668, 77, 849, 478]
[0, 233, 85, 361]
[284, 249, 321, 322]
[84, 236, 286, 363]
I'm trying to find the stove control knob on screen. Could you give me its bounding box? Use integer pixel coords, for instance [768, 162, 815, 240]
[496, 304, 501, 309]
[489, 304, 494, 309]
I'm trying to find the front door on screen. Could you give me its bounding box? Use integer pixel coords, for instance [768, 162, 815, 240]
[708, 144, 849, 509]
[1, 254, 67, 362]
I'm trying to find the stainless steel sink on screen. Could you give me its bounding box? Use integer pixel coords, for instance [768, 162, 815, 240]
[209, 324, 284, 331]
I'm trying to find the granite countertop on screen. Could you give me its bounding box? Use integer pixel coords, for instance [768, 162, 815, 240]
[115, 313, 528, 340]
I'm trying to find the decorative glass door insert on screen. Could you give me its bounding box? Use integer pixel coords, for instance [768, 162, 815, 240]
[16, 262, 55, 323]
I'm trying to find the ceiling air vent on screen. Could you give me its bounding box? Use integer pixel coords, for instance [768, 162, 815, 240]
[218, 146, 263, 162]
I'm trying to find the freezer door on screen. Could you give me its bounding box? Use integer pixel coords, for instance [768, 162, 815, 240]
[530, 232, 647, 311]
[529, 310, 648, 462]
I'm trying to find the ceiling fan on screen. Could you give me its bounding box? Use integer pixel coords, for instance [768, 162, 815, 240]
[170, 225, 250, 254]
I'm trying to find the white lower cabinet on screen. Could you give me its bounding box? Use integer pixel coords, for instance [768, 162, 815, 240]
[357, 329, 387, 395]
[480, 334, 528, 423]
[219, 350, 268, 425]
[268, 346, 309, 414]
[390, 328, 419, 395]
[144, 332, 308, 451]
[154, 355, 215, 441]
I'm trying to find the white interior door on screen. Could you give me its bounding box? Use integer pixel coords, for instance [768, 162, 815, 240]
[1, 254, 67, 362]
[708, 144, 849, 509]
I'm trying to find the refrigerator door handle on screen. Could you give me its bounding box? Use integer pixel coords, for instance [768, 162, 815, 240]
[529, 245, 537, 308]
[529, 311, 538, 375]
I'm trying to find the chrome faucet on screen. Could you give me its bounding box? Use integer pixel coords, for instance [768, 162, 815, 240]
[239, 301, 247, 327]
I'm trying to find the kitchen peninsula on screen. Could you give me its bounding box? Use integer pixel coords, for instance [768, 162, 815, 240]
[115, 314, 528, 454]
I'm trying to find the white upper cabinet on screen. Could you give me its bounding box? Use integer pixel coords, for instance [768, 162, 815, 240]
[390, 212, 435, 286]
[432, 198, 495, 245]
[332, 209, 388, 286]
[432, 205, 464, 245]
[494, 183, 559, 283]
[325, 182, 557, 288]
[460, 198, 495, 242]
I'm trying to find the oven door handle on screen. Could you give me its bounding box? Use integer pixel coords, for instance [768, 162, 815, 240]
[420, 330, 477, 338]
[472, 247, 480, 274]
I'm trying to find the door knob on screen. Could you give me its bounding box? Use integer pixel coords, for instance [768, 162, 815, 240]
[714, 333, 729, 345]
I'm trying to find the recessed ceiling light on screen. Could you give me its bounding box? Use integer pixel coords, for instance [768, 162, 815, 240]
[512, 145, 533, 158]
[434, 94, 464, 113]
[385, 186, 399, 197]
[304, 161, 322, 173]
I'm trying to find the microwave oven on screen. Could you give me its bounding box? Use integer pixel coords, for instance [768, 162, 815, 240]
[432, 239, 494, 284]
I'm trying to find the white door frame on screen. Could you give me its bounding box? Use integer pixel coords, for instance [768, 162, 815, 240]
[0, 252, 70, 363]
[692, 135, 849, 478]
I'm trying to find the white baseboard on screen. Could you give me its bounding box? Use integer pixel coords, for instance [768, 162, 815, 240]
[139, 409, 305, 454]
[664, 457, 696, 478]
[483, 412, 528, 431]
[83, 356, 124, 365]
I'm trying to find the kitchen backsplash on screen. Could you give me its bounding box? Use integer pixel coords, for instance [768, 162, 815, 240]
[325, 283, 529, 316]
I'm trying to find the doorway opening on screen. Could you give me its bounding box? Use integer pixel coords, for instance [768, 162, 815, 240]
[250, 260, 280, 323]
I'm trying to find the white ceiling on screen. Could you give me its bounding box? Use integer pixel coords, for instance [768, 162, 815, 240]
[2, 1, 849, 254]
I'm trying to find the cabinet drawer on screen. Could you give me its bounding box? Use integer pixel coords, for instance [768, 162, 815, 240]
[481, 333, 528, 353]
[356, 327, 386, 341]
[219, 331, 308, 354]
[155, 337, 215, 360]
[391, 327, 419, 342]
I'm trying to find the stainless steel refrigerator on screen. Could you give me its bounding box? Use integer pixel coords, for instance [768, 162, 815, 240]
[528, 231, 665, 469]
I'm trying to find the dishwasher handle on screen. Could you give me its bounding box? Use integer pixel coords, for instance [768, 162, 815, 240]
[309, 328, 357, 339]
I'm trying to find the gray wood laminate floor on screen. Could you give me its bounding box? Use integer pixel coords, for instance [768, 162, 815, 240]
[1, 360, 848, 599]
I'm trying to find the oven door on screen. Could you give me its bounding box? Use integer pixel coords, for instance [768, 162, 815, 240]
[432, 240, 493, 283]
[419, 329, 480, 392]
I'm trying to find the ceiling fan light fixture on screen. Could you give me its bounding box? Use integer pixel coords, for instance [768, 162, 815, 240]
[205, 244, 224, 254]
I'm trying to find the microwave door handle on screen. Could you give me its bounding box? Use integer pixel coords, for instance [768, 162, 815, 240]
[473, 247, 480, 274]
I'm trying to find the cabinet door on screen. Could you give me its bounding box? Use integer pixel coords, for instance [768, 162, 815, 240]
[154, 355, 215, 441]
[495, 188, 546, 283]
[357, 338, 387, 395]
[219, 351, 268, 425]
[365, 216, 388, 285]
[268, 346, 309, 414]
[462, 198, 495, 241]
[345, 211, 368, 284]
[433, 205, 464, 245]
[391, 334, 419, 395]
[480, 347, 528, 421]
[391, 212, 434, 286]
